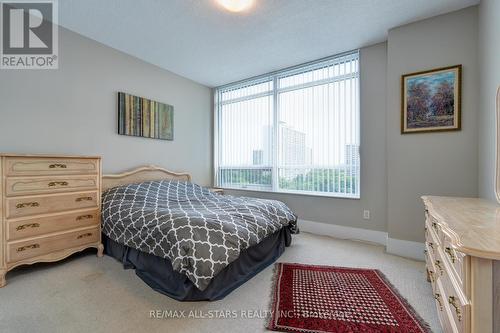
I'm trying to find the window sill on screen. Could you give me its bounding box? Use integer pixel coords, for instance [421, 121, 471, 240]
[217, 186, 360, 200]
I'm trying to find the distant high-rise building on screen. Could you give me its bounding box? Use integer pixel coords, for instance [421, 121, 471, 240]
[253, 150, 264, 165]
[279, 123, 308, 179]
[279, 124, 307, 166]
[345, 144, 360, 177]
[345, 144, 359, 166]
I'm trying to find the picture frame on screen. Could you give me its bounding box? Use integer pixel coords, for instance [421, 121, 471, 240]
[401, 65, 462, 134]
[117, 92, 174, 141]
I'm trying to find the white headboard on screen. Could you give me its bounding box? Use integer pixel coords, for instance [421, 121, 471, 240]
[102, 165, 191, 191]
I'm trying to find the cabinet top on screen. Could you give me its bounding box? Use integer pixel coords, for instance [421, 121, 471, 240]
[0, 153, 101, 159]
[422, 195, 500, 260]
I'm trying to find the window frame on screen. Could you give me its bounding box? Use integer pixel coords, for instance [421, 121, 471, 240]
[214, 50, 360, 199]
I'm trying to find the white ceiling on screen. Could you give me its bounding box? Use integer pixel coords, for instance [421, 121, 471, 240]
[59, 0, 478, 87]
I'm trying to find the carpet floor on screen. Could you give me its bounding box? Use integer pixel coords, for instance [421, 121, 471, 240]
[0, 232, 441, 333]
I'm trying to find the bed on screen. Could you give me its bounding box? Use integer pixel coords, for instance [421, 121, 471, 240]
[101, 165, 297, 301]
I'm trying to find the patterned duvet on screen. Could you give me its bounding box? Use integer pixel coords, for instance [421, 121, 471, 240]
[101, 180, 297, 290]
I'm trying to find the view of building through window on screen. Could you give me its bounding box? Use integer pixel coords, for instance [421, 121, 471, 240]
[215, 51, 360, 198]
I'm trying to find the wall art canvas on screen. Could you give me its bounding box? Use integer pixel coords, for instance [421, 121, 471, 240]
[401, 65, 461, 133]
[118, 92, 174, 140]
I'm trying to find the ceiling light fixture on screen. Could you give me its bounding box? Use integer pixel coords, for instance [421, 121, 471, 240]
[216, 0, 255, 12]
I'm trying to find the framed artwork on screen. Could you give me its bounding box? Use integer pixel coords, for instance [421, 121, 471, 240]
[118, 92, 174, 140]
[401, 65, 461, 134]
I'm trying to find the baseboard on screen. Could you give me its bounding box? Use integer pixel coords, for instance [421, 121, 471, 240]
[386, 237, 425, 261]
[298, 219, 424, 261]
[298, 219, 388, 246]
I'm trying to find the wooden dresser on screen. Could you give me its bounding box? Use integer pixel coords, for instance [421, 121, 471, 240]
[422, 196, 500, 333]
[0, 154, 103, 287]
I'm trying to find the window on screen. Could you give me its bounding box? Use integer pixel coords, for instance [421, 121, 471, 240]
[214, 50, 360, 198]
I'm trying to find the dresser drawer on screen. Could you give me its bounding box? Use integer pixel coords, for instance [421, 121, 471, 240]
[6, 191, 98, 218]
[7, 227, 100, 263]
[434, 279, 461, 333]
[7, 209, 100, 241]
[440, 261, 470, 332]
[427, 212, 444, 245]
[428, 245, 447, 281]
[5, 175, 98, 196]
[5, 157, 99, 176]
[442, 234, 468, 288]
[425, 242, 438, 285]
[425, 222, 440, 260]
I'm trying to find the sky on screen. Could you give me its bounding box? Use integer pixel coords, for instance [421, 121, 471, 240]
[406, 69, 456, 94]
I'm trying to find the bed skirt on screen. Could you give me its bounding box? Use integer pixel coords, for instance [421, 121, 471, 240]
[102, 227, 292, 301]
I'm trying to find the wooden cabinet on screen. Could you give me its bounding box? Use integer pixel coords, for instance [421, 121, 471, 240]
[422, 196, 500, 333]
[0, 154, 103, 287]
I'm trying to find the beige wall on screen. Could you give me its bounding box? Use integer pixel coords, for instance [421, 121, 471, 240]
[226, 42, 388, 233]
[478, 0, 500, 201]
[386, 7, 479, 242]
[0, 27, 213, 185]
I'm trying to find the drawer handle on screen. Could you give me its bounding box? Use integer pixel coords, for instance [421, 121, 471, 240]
[75, 196, 93, 202]
[448, 296, 462, 321]
[435, 260, 443, 275]
[49, 163, 67, 169]
[434, 293, 443, 311]
[77, 232, 93, 239]
[16, 202, 40, 209]
[48, 181, 69, 187]
[432, 222, 439, 231]
[445, 247, 456, 263]
[16, 223, 40, 231]
[17, 244, 40, 252]
[76, 215, 94, 221]
[428, 270, 435, 283]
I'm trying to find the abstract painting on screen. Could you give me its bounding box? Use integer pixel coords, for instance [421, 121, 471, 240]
[401, 65, 461, 133]
[118, 92, 174, 140]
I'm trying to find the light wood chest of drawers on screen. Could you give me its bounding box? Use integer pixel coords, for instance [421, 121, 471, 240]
[422, 196, 500, 333]
[0, 154, 103, 287]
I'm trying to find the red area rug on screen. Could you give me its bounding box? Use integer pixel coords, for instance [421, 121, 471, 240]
[268, 263, 430, 333]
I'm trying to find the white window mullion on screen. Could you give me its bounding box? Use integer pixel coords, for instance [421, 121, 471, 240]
[272, 76, 279, 192]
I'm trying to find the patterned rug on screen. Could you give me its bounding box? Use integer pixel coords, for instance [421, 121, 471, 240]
[268, 263, 431, 333]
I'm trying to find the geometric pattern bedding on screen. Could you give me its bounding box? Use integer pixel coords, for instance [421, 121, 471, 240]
[101, 180, 297, 290]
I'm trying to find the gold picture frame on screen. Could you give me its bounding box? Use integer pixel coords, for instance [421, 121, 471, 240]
[401, 65, 462, 134]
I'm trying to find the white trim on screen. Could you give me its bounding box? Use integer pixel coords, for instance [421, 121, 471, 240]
[386, 237, 425, 261]
[216, 50, 359, 90]
[495, 86, 500, 204]
[277, 72, 359, 94]
[222, 186, 360, 199]
[298, 219, 387, 246]
[298, 219, 425, 261]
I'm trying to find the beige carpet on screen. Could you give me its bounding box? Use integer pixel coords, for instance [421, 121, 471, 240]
[0, 232, 441, 333]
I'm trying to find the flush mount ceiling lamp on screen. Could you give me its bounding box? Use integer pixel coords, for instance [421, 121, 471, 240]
[216, 0, 255, 12]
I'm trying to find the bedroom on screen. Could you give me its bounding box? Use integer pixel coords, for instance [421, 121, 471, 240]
[0, 0, 499, 332]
